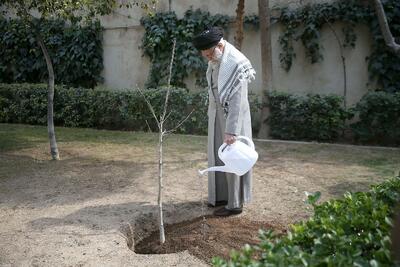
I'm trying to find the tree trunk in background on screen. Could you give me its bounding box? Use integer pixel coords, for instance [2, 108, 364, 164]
[323, 17, 347, 109]
[373, 0, 400, 55]
[234, 0, 245, 50]
[257, 0, 273, 139]
[37, 36, 60, 160]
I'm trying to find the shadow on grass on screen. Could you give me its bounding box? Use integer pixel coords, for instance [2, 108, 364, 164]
[0, 150, 206, 209]
[0, 154, 147, 206]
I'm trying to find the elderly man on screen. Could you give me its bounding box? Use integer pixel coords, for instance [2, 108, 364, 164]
[192, 26, 256, 216]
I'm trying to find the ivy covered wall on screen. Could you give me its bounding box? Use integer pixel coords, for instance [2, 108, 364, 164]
[100, 0, 387, 107]
[4, 0, 394, 107]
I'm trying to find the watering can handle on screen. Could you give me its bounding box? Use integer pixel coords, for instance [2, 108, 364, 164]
[218, 136, 255, 158]
[236, 136, 255, 150]
[218, 143, 229, 159]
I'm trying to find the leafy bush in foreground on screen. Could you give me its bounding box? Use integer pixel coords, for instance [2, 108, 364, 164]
[213, 176, 400, 266]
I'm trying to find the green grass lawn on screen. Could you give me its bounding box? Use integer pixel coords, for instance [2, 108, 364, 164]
[0, 123, 206, 152]
[1, 123, 399, 181]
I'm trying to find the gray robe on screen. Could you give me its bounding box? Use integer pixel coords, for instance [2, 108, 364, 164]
[207, 60, 253, 209]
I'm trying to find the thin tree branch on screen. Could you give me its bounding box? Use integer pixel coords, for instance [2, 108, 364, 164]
[161, 38, 176, 122]
[373, 0, 400, 55]
[165, 109, 194, 135]
[137, 87, 161, 128]
[164, 110, 173, 124]
[145, 119, 152, 132]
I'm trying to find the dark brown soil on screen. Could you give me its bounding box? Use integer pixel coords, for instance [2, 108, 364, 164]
[134, 216, 286, 264]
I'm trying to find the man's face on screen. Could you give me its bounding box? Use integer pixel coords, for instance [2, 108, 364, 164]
[201, 44, 222, 62]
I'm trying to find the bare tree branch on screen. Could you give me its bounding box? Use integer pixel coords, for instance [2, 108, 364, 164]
[165, 109, 195, 135]
[164, 110, 173, 124]
[161, 39, 177, 122]
[373, 0, 400, 55]
[145, 119, 152, 132]
[137, 87, 160, 127]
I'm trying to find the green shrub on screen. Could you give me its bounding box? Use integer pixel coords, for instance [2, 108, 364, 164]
[3, 84, 398, 145]
[213, 176, 400, 266]
[267, 91, 352, 142]
[0, 18, 103, 88]
[0, 83, 209, 134]
[0, 83, 265, 135]
[0, 83, 48, 125]
[0, 95, 7, 121]
[351, 91, 400, 146]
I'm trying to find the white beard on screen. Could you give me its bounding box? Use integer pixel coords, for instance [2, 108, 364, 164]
[211, 47, 223, 64]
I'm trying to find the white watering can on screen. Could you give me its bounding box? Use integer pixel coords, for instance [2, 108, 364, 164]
[199, 136, 258, 176]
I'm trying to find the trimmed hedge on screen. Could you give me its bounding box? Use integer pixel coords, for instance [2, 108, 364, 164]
[267, 90, 400, 146]
[268, 91, 352, 142]
[351, 91, 400, 146]
[0, 83, 208, 135]
[1, 84, 399, 146]
[213, 176, 400, 266]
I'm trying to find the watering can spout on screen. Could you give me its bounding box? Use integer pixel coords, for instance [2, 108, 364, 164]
[198, 136, 258, 176]
[198, 165, 231, 175]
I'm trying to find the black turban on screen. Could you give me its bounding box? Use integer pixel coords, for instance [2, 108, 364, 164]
[192, 26, 224, 50]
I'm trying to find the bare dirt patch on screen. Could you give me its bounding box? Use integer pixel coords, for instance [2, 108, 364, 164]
[1, 125, 400, 266]
[134, 216, 286, 264]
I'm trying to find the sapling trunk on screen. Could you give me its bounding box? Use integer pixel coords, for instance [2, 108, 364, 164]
[139, 39, 194, 245]
[158, 130, 165, 243]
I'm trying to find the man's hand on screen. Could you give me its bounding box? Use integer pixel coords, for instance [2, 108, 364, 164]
[224, 133, 236, 145]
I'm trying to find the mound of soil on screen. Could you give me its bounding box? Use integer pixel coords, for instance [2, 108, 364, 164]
[134, 216, 286, 263]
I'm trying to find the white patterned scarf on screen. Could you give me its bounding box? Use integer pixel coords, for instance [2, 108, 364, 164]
[213, 40, 256, 115]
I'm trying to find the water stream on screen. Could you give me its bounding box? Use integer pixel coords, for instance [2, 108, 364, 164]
[199, 172, 209, 239]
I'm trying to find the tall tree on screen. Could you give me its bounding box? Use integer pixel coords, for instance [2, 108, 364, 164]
[373, 0, 400, 55]
[257, 0, 273, 138]
[374, 0, 400, 256]
[234, 0, 245, 50]
[0, 0, 156, 160]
